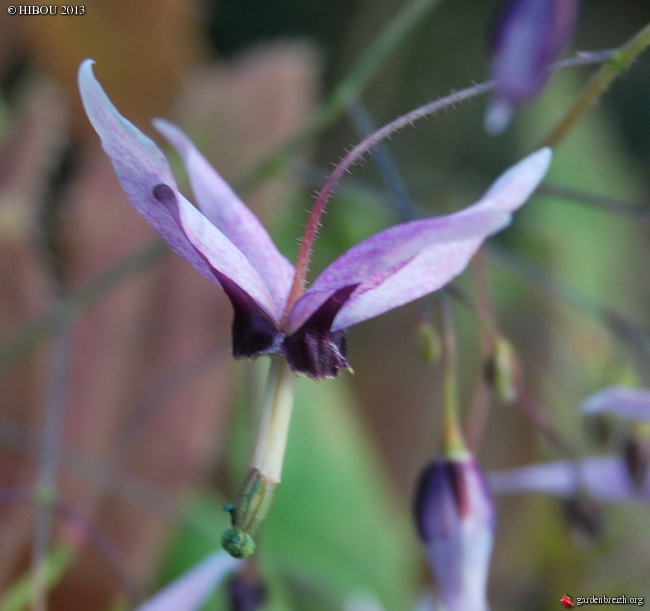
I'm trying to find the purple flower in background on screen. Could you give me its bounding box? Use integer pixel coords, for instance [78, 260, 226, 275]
[79, 59, 551, 379]
[414, 454, 496, 611]
[485, 0, 579, 134]
[490, 455, 650, 502]
[135, 551, 241, 611]
[582, 386, 650, 421]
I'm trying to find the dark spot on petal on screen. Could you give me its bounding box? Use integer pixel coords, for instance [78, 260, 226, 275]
[152, 183, 176, 212]
[283, 285, 357, 379]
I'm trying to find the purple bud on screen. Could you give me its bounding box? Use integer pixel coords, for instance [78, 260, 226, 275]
[485, 0, 579, 134]
[413, 455, 496, 611]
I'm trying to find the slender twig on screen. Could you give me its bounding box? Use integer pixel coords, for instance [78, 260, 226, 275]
[0, 486, 139, 607]
[0, 239, 167, 374]
[239, 0, 444, 190]
[30, 321, 74, 611]
[542, 23, 650, 148]
[347, 100, 419, 221]
[489, 245, 650, 384]
[537, 183, 650, 222]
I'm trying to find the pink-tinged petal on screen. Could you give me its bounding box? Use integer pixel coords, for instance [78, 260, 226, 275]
[288, 149, 552, 333]
[489, 456, 650, 502]
[136, 551, 241, 611]
[154, 119, 294, 317]
[581, 387, 650, 422]
[78, 60, 277, 320]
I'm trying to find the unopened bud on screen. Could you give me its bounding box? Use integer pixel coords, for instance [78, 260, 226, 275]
[413, 454, 495, 611]
[415, 321, 442, 363]
[484, 337, 519, 404]
[485, 0, 579, 134]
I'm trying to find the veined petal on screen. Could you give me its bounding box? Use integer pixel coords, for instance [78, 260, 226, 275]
[489, 456, 650, 502]
[288, 149, 551, 333]
[135, 551, 241, 611]
[78, 60, 278, 321]
[582, 387, 650, 422]
[154, 119, 294, 318]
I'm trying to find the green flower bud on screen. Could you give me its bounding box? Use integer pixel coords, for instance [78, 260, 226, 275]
[484, 336, 519, 404]
[415, 321, 442, 363]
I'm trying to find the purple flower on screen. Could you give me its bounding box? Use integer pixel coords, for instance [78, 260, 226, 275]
[582, 386, 650, 422]
[79, 59, 552, 379]
[414, 455, 496, 611]
[489, 455, 650, 502]
[485, 0, 579, 134]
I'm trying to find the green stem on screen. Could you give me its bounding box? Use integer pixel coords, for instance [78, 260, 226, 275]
[542, 22, 650, 148]
[239, 0, 443, 190]
[439, 296, 467, 458]
[222, 358, 297, 559]
[251, 358, 297, 483]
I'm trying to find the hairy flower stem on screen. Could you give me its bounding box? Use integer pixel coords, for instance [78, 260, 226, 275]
[542, 21, 650, 148]
[283, 53, 612, 315]
[223, 358, 296, 558]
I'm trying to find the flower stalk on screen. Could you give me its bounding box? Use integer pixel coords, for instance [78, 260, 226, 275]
[440, 296, 466, 458]
[542, 21, 650, 148]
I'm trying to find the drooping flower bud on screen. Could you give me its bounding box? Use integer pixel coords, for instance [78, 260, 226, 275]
[416, 320, 442, 364]
[485, 0, 579, 134]
[483, 336, 519, 404]
[413, 452, 496, 611]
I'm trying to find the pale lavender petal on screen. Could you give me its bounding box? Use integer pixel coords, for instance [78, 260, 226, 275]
[78, 60, 277, 319]
[489, 456, 650, 502]
[461, 147, 552, 214]
[582, 387, 650, 422]
[287, 149, 551, 333]
[136, 551, 241, 611]
[286, 210, 506, 333]
[154, 119, 294, 317]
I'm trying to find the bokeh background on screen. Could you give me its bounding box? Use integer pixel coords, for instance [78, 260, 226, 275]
[1, 0, 650, 608]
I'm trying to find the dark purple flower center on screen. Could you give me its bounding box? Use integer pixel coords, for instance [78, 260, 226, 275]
[153, 182, 357, 379]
